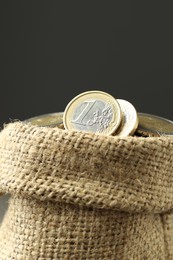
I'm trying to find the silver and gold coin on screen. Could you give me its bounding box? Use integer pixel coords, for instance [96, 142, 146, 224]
[136, 113, 173, 137]
[114, 99, 138, 137]
[25, 112, 64, 128]
[63, 91, 122, 135]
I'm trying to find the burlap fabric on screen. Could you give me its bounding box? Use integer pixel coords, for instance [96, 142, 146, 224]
[0, 122, 173, 259]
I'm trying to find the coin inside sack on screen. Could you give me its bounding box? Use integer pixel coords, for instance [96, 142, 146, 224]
[63, 91, 122, 135]
[25, 112, 64, 127]
[136, 113, 173, 137]
[113, 99, 138, 137]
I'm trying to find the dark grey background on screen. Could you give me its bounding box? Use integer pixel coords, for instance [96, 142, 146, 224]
[0, 1, 173, 221]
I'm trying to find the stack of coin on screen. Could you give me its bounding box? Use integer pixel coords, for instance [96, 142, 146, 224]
[25, 90, 173, 138]
[135, 113, 173, 137]
[25, 112, 64, 128]
[63, 91, 138, 137]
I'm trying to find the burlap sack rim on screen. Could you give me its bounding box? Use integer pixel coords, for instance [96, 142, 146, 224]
[0, 122, 173, 213]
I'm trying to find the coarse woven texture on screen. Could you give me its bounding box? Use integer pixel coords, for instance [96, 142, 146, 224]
[0, 122, 173, 259]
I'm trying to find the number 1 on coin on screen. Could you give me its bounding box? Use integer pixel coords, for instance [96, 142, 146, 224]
[72, 100, 96, 126]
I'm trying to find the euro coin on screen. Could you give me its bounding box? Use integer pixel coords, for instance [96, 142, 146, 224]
[25, 112, 64, 127]
[136, 113, 173, 137]
[114, 99, 138, 137]
[63, 91, 122, 135]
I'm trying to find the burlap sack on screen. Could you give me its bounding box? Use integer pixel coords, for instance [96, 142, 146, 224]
[0, 122, 173, 259]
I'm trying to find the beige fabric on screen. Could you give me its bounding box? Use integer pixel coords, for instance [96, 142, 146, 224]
[0, 122, 173, 259]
